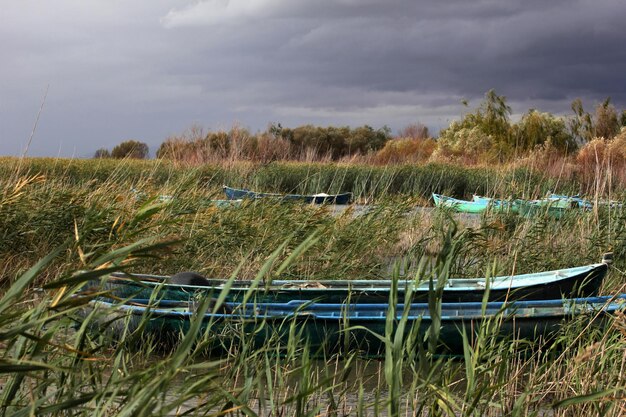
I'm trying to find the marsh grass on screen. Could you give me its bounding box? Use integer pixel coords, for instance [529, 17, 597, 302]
[1, 158, 626, 416]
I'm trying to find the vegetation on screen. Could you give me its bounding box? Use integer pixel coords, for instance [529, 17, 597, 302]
[2, 90, 626, 416]
[154, 124, 391, 163]
[101, 140, 150, 159]
[94, 93, 625, 183]
[1, 158, 626, 415]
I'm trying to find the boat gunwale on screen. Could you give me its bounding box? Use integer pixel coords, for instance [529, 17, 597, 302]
[106, 262, 607, 293]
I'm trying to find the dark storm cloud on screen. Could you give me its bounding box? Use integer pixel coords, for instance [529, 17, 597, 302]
[1, 0, 624, 156]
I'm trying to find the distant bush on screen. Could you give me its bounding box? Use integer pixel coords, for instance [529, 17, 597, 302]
[373, 137, 437, 164]
[93, 148, 111, 158]
[156, 124, 391, 163]
[577, 128, 626, 190]
[111, 140, 149, 159]
[512, 110, 575, 154]
[435, 90, 513, 163]
[433, 125, 496, 164]
[593, 99, 621, 140]
[397, 123, 430, 140]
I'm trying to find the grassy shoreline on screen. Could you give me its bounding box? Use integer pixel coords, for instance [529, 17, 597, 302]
[1, 157, 626, 416]
[4, 156, 620, 202]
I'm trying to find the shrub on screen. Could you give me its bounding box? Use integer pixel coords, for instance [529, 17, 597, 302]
[576, 128, 626, 190]
[512, 110, 576, 154]
[111, 140, 149, 159]
[93, 148, 110, 158]
[433, 125, 495, 164]
[373, 137, 437, 164]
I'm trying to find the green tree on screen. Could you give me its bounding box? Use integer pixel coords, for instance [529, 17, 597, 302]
[513, 110, 575, 153]
[156, 138, 188, 160]
[480, 89, 512, 141]
[347, 125, 390, 155]
[437, 89, 513, 162]
[93, 148, 110, 158]
[569, 98, 594, 143]
[111, 140, 149, 159]
[594, 98, 620, 139]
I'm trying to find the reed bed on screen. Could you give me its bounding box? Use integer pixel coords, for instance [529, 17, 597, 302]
[1, 158, 626, 416]
[5, 157, 625, 204]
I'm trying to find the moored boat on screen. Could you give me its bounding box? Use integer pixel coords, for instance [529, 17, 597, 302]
[548, 194, 594, 209]
[86, 256, 610, 304]
[433, 193, 490, 213]
[434, 193, 518, 214]
[223, 185, 352, 205]
[471, 194, 592, 218]
[87, 293, 626, 356]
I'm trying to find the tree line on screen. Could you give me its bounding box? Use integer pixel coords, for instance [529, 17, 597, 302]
[95, 91, 626, 165]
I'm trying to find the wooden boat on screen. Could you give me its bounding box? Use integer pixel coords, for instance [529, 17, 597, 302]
[223, 185, 352, 205]
[87, 257, 610, 304]
[87, 294, 626, 355]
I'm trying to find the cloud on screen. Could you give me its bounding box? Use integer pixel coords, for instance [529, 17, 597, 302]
[161, 0, 283, 27]
[1, 0, 625, 157]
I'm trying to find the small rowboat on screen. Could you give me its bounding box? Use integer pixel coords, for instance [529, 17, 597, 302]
[87, 257, 610, 304]
[438, 193, 589, 218]
[546, 194, 593, 209]
[433, 193, 488, 213]
[87, 294, 626, 355]
[471, 195, 521, 213]
[473, 194, 594, 214]
[223, 185, 352, 205]
[434, 194, 520, 214]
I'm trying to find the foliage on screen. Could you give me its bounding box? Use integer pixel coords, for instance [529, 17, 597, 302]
[576, 128, 626, 192]
[570, 98, 595, 143]
[111, 140, 149, 159]
[374, 137, 437, 164]
[93, 148, 110, 158]
[594, 98, 621, 139]
[276, 124, 391, 159]
[434, 125, 496, 164]
[156, 124, 391, 163]
[398, 122, 430, 140]
[512, 110, 576, 154]
[570, 97, 622, 143]
[1, 162, 626, 416]
[436, 89, 513, 163]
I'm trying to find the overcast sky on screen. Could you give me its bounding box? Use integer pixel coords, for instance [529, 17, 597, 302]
[2, 0, 625, 157]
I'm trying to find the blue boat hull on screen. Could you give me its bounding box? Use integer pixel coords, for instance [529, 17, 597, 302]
[86, 294, 626, 356]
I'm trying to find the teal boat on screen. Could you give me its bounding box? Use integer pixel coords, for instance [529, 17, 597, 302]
[87, 294, 626, 356]
[471, 195, 521, 213]
[472, 194, 593, 218]
[547, 194, 592, 209]
[86, 257, 610, 304]
[433, 193, 489, 213]
[433, 193, 518, 214]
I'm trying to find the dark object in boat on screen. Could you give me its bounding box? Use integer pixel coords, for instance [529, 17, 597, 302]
[169, 272, 211, 287]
